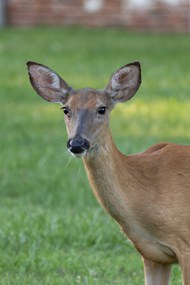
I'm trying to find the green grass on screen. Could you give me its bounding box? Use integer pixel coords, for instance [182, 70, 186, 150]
[0, 26, 190, 284]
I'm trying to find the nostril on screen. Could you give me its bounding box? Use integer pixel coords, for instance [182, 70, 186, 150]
[67, 136, 90, 154]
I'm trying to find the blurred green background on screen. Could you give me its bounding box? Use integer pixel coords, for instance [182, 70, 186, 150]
[0, 26, 190, 284]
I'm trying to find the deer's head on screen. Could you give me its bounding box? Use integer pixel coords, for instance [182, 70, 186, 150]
[27, 62, 141, 157]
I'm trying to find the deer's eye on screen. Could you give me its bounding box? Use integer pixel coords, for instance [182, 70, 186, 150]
[97, 106, 107, 115]
[61, 106, 71, 117]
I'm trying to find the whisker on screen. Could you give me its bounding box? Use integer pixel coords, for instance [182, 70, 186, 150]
[65, 153, 75, 168]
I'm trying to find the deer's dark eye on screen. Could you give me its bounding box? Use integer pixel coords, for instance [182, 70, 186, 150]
[61, 106, 71, 117]
[97, 106, 107, 115]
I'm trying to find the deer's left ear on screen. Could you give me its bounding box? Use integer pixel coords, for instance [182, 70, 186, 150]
[105, 62, 141, 104]
[27, 61, 73, 104]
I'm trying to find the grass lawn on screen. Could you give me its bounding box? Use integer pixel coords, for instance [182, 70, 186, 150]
[0, 26, 190, 284]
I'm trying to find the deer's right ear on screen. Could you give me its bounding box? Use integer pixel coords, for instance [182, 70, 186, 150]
[27, 62, 73, 103]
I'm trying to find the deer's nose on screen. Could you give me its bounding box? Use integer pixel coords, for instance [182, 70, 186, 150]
[67, 135, 90, 155]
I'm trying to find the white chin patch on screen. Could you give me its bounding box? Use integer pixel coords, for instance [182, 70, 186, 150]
[69, 150, 87, 158]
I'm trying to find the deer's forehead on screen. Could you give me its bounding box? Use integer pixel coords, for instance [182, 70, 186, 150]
[67, 88, 107, 109]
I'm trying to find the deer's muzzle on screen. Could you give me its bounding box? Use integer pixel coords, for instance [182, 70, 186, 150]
[67, 135, 90, 157]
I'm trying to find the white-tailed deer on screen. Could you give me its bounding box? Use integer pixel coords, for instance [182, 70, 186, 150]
[27, 61, 190, 285]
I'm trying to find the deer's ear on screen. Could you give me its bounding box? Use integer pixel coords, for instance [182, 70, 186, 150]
[105, 62, 141, 104]
[27, 61, 73, 103]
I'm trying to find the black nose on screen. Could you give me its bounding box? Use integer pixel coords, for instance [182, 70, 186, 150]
[67, 135, 90, 155]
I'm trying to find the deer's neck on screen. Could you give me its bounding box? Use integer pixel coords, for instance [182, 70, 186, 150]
[83, 130, 132, 224]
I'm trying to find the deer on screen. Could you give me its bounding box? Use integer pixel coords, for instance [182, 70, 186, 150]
[27, 60, 190, 285]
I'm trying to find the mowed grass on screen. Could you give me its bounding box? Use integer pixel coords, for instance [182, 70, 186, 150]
[0, 26, 190, 284]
